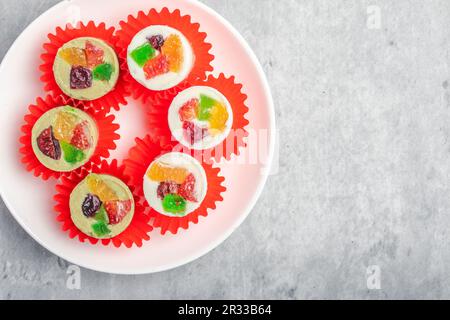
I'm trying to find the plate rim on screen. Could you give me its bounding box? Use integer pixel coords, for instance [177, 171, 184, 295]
[0, 0, 276, 274]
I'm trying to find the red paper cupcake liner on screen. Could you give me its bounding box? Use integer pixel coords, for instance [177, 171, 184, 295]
[19, 94, 120, 180]
[54, 159, 152, 248]
[116, 7, 214, 105]
[39, 21, 129, 112]
[123, 135, 226, 235]
[146, 73, 249, 162]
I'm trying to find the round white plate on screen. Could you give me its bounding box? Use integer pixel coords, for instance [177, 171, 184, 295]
[0, 0, 275, 274]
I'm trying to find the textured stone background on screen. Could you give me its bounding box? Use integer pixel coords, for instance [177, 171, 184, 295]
[2, 0, 450, 299]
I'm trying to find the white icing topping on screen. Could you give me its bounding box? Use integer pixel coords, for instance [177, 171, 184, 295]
[168, 86, 233, 150]
[127, 25, 194, 91]
[143, 152, 207, 217]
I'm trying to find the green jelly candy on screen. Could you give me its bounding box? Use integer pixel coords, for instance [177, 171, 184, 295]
[93, 63, 113, 81]
[162, 194, 187, 214]
[94, 206, 109, 223]
[198, 94, 216, 121]
[91, 221, 111, 237]
[130, 43, 155, 67]
[60, 141, 85, 164]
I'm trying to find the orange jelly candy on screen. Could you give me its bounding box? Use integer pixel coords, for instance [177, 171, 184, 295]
[161, 34, 184, 73]
[54, 111, 78, 142]
[147, 162, 189, 184]
[86, 174, 118, 202]
[209, 102, 229, 133]
[59, 47, 87, 66]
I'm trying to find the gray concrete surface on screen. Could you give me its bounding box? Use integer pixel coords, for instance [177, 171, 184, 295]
[1, 0, 450, 299]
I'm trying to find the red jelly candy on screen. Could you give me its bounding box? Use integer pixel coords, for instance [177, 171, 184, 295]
[104, 200, 132, 225]
[70, 121, 91, 150]
[157, 181, 179, 199]
[178, 98, 199, 121]
[85, 41, 104, 68]
[143, 54, 169, 80]
[179, 173, 197, 202]
[182, 121, 209, 145]
[70, 66, 92, 89]
[36, 126, 61, 160]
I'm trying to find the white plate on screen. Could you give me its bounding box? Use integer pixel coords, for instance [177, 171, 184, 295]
[0, 0, 275, 274]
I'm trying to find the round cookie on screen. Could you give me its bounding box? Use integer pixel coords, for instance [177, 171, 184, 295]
[143, 152, 207, 217]
[53, 37, 120, 100]
[70, 173, 135, 239]
[31, 106, 98, 172]
[168, 86, 233, 150]
[127, 25, 194, 91]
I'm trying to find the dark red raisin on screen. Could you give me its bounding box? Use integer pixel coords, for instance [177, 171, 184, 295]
[148, 34, 165, 51]
[182, 121, 209, 145]
[36, 126, 61, 160]
[70, 66, 92, 89]
[157, 181, 180, 199]
[81, 193, 102, 217]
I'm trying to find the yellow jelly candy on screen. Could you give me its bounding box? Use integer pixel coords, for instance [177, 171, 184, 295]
[59, 47, 87, 66]
[161, 34, 183, 73]
[54, 111, 78, 142]
[147, 162, 188, 184]
[209, 102, 229, 133]
[86, 174, 118, 202]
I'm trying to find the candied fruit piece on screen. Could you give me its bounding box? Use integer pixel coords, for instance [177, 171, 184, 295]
[179, 173, 197, 202]
[161, 34, 183, 72]
[92, 221, 111, 237]
[148, 34, 164, 51]
[147, 162, 189, 184]
[85, 41, 104, 68]
[54, 111, 77, 142]
[81, 193, 102, 217]
[162, 194, 186, 214]
[36, 126, 61, 160]
[93, 63, 113, 81]
[157, 181, 179, 200]
[70, 121, 91, 150]
[104, 200, 132, 225]
[178, 98, 199, 121]
[130, 43, 155, 67]
[143, 54, 169, 79]
[209, 101, 229, 133]
[59, 47, 87, 66]
[94, 206, 109, 223]
[60, 141, 85, 164]
[86, 174, 118, 202]
[197, 94, 217, 121]
[183, 121, 209, 145]
[70, 66, 92, 89]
